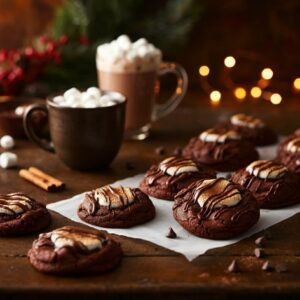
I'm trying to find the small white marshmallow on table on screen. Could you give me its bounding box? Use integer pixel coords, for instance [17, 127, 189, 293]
[0, 135, 17, 168]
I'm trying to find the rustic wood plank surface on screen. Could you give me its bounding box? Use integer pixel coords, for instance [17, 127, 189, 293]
[0, 92, 299, 299]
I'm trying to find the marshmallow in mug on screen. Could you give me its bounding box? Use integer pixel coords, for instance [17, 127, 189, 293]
[97, 35, 162, 72]
[52, 87, 125, 108]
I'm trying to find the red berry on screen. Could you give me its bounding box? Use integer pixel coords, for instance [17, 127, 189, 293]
[24, 47, 35, 58]
[0, 50, 8, 62]
[59, 35, 69, 45]
[79, 36, 89, 45]
[39, 35, 49, 44]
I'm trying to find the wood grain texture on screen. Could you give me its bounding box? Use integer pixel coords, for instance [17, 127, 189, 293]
[0, 92, 299, 299]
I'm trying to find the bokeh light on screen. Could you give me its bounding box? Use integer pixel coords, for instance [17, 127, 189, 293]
[224, 56, 236, 68]
[261, 68, 273, 80]
[199, 65, 210, 76]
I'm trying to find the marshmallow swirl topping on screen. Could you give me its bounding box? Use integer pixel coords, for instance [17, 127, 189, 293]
[0, 192, 33, 215]
[246, 160, 287, 180]
[199, 128, 241, 143]
[193, 178, 242, 208]
[159, 157, 199, 176]
[94, 185, 135, 208]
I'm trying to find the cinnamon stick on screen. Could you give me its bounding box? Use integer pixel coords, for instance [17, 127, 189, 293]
[28, 167, 64, 188]
[19, 167, 65, 192]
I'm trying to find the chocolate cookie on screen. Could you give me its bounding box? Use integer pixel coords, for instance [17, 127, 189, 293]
[0, 192, 51, 236]
[139, 156, 216, 200]
[231, 160, 300, 209]
[277, 134, 300, 175]
[173, 178, 260, 240]
[215, 113, 278, 146]
[78, 185, 155, 228]
[182, 128, 259, 172]
[28, 226, 122, 275]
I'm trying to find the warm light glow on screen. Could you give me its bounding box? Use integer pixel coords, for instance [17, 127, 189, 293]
[293, 78, 300, 90]
[210, 90, 221, 106]
[234, 87, 247, 100]
[261, 68, 273, 80]
[270, 93, 282, 105]
[199, 65, 210, 76]
[257, 79, 269, 89]
[224, 56, 236, 68]
[250, 86, 262, 98]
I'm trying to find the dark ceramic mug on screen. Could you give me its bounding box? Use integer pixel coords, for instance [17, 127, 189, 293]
[23, 91, 126, 170]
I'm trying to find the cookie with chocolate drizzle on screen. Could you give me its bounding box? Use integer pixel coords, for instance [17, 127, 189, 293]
[277, 130, 300, 175]
[231, 160, 300, 208]
[182, 128, 259, 171]
[139, 156, 216, 200]
[173, 178, 259, 239]
[28, 226, 122, 275]
[0, 192, 51, 236]
[214, 113, 278, 146]
[78, 185, 155, 228]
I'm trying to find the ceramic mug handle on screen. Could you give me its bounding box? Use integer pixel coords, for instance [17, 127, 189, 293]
[23, 103, 55, 153]
[152, 62, 188, 121]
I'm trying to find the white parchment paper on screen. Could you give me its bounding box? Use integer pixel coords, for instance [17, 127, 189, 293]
[47, 144, 300, 261]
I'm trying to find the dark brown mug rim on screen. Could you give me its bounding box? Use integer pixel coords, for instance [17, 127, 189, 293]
[47, 90, 127, 110]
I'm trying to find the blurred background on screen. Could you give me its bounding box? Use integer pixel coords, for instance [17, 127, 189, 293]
[0, 0, 299, 106]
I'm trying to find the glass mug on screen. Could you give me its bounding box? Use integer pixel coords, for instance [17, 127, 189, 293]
[97, 62, 188, 140]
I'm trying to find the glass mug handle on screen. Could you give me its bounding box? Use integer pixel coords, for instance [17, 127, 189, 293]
[152, 62, 188, 121]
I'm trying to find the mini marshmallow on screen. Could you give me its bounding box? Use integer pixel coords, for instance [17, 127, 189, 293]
[15, 106, 25, 116]
[51, 88, 124, 108]
[0, 152, 18, 168]
[0, 135, 15, 149]
[52, 96, 65, 104]
[64, 88, 81, 100]
[96, 35, 162, 73]
[116, 35, 131, 51]
[132, 38, 148, 49]
[86, 87, 101, 98]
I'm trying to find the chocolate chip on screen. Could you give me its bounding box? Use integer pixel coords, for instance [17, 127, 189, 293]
[155, 146, 166, 156]
[254, 248, 265, 258]
[275, 263, 288, 273]
[262, 261, 273, 272]
[227, 259, 240, 273]
[255, 236, 266, 247]
[172, 147, 182, 156]
[166, 227, 177, 239]
[125, 162, 135, 171]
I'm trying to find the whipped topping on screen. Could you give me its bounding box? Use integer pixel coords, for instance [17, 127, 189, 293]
[51, 227, 103, 251]
[246, 160, 287, 179]
[52, 87, 125, 108]
[231, 113, 265, 128]
[199, 128, 241, 143]
[94, 185, 135, 208]
[193, 178, 241, 208]
[97, 35, 162, 73]
[0, 192, 32, 215]
[159, 157, 198, 176]
[286, 137, 300, 153]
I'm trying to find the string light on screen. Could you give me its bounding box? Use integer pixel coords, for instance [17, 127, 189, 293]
[234, 87, 247, 100]
[210, 90, 221, 106]
[224, 56, 236, 68]
[293, 78, 300, 90]
[199, 65, 210, 76]
[198, 58, 285, 106]
[250, 86, 262, 98]
[261, 68, 273, 80]
[270, 93, 282, 105]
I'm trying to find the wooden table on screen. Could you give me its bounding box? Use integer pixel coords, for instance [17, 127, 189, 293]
[0, 92, 299, 299]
